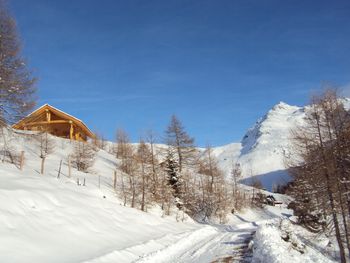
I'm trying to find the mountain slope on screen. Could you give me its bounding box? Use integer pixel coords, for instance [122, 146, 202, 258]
[214, 99, 350, 190]
[214, 102, 306, 190]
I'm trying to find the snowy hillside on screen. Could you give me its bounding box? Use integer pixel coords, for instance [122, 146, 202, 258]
[0, 130, 201, 262]
[239, 102, 304, 174]
[0, 122, 339, 262]
[0, 128, 296, 263]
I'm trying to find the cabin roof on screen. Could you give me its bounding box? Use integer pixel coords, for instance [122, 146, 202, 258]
[12, 104, 95, 138]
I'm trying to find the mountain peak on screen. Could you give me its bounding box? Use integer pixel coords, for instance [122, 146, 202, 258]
[272, 101, 297, 111]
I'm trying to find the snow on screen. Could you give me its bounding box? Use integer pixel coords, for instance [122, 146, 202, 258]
[1, 157, 289, 262]
[213, 101, 306, 190]
[0, 130, 201, 263]
[135, 204, 294, 263]
[252, 220, 337, 263]
[0, 128, 298, 263]
[0, 165, 204, 263]
[211, 142, 241, 176]
[1, 97, 344, 262]
[213, 99, 350, 191]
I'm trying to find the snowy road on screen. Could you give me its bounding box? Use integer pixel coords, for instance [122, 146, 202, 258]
[136, 222, 258, 263]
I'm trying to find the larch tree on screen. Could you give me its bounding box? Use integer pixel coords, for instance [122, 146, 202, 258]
[35, 126, 55, 174]
[145, 130, 162, 202]
[92, 131, 107, 150]
[197, 145, 228, 222]
[0, 1, 36, 127]
[287, 89, 349, 262]
[115, 128, 138, 208]
[136, 139, 153, 211]
[230, 162, 242, 210]
[165, 115, 195, 172]
[71, 141, 97, 173]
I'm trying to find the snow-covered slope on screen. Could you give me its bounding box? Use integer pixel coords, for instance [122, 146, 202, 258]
[0, 168, 201, 263]
[0, 130, 201, 262]
[0, 129, 296, 263]
[1, 117, 335, 262]
[213, 102, 306, 190]
[212, 142, 241, 175]
[239, 102, 304, 174]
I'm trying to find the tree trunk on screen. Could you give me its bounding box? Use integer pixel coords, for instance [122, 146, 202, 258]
[41, 157, 45, 174]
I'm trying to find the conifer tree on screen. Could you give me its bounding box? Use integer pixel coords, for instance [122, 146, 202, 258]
[165, 148, 180, 197]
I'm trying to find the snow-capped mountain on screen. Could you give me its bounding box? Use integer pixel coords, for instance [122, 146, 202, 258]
[214, 101, 307, 190]
[214, 98, 350, 190]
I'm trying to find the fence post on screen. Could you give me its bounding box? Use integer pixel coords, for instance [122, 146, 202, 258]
[57, 160, 62, 178]
[20, 151, 24, 171]
[68, 155, 72, 178]
[41, 157, 45, 175]
[113, 171, 117, 190]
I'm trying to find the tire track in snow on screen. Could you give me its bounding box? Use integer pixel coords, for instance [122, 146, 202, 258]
[83, 229, 200, 263]
[175, 231, 230, 261]
[135, 226, 219, 263]
[136, 223, 258, 263]
[212, 230, 255, 263]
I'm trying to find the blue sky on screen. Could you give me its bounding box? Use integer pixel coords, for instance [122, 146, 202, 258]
[9, 0, 350, 146]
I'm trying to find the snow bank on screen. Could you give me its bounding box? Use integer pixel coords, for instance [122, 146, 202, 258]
[252, 220, 336, 263]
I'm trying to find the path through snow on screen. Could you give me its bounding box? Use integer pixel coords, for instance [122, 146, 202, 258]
[135, 222, 259, 263]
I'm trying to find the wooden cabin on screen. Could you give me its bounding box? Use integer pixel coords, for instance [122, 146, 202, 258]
[12, 104, 95, 141]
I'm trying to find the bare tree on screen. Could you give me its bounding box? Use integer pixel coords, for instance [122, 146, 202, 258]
[115, 128, 138, 208]
[92, 132, 107, 150]
[287, 89, 349, 262]
[35, 128, 55, 174]
[198, 145, 220, 193]
[0, 127, 19, 166]
[194, 145, 229, 222]
[165, 115, 196, 172]
[145, 130, 159, 199]
[136, 139, 153, 211]
[0, 1, 36, 127]
[230, 162, 242, 209]
[71, 141, 96, 173]
[115, 128, 130, 159]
